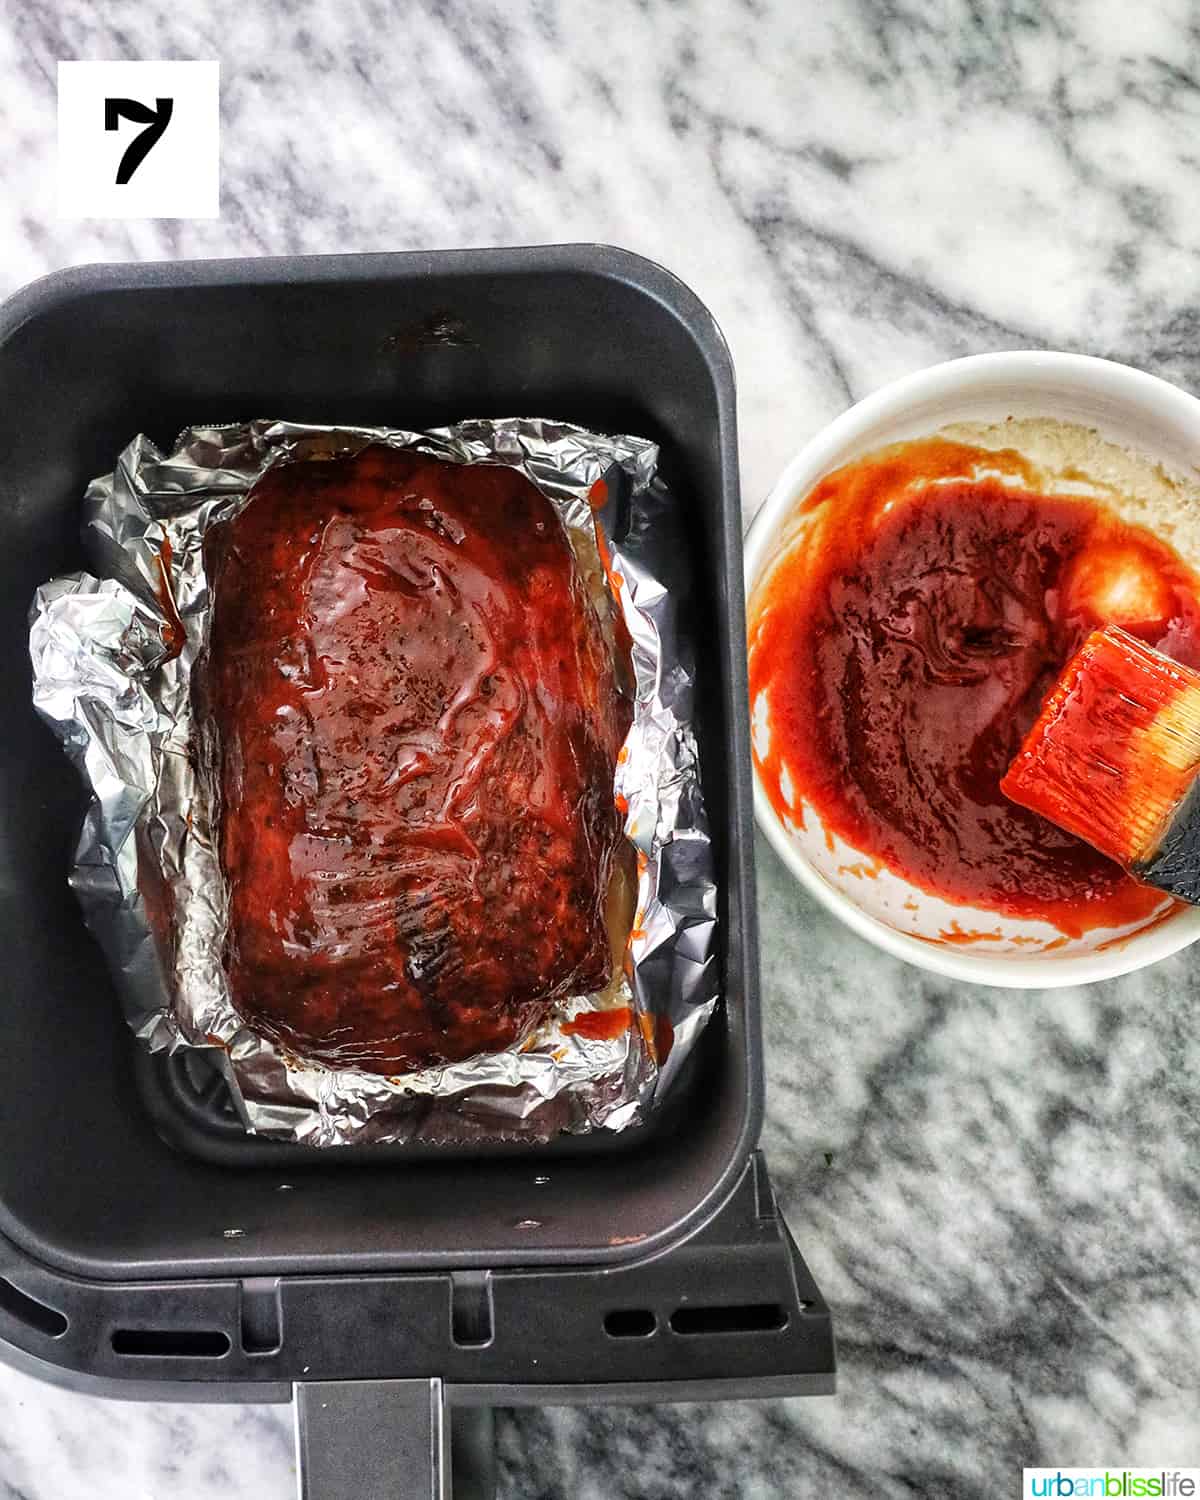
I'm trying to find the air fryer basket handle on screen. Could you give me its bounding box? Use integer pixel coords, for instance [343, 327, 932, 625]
[295, 1378, 456, 1500]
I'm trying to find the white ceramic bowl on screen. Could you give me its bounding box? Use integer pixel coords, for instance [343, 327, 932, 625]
[745, 351, 1200, 987]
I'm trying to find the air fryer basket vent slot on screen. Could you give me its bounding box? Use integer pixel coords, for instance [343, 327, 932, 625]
[669, 1303, 788, 1335]
[451, 1270, 494, 1348]
[240, 1277, 283, 1354]
[603, 1308, 657, 1338]
[0, 1278, 68, 1338]
[112, 1328, 231, 1357]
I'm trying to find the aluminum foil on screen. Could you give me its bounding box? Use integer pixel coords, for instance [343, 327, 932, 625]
[29, 418, 717, 1146]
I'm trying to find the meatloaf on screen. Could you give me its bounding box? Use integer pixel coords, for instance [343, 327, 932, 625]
[200, 445, 631, 1073]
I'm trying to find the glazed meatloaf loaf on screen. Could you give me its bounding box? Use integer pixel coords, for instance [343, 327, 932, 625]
[199, 445, 632, 1073]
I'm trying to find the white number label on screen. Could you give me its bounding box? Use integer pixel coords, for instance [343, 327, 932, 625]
[58, 61, 219, 219]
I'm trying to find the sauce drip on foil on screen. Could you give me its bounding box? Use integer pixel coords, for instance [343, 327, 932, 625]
[561, 1006, 633, 1041]
[748, 438, 1200, 937]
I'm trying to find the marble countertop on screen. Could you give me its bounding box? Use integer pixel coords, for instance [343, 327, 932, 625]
[4, 0, 1200, 1494]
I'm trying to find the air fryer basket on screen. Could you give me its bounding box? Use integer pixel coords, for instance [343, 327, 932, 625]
[0, 247, 834, 1498]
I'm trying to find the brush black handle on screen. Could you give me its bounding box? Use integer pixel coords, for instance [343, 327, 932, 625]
[1135, 778, 1200, 903]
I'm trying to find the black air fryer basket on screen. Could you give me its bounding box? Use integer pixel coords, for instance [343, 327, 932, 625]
[0, 247, 834, 1498]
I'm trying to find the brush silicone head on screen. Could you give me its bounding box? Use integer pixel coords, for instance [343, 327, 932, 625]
[1002, 625, 1200, 868]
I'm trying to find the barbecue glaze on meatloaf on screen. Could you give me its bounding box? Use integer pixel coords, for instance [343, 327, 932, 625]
[200, 446, 632, 1073]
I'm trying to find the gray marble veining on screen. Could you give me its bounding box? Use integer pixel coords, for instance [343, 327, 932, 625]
[2, 0, 1200, 1494]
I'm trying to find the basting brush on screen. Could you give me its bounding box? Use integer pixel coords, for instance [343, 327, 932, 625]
[1001, 624, 1200, 903]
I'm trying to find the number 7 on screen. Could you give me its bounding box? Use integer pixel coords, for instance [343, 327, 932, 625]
[104, 97, 174, 185]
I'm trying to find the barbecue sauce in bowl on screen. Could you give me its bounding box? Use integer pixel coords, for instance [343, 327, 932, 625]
[748, 438, 1200, 937]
